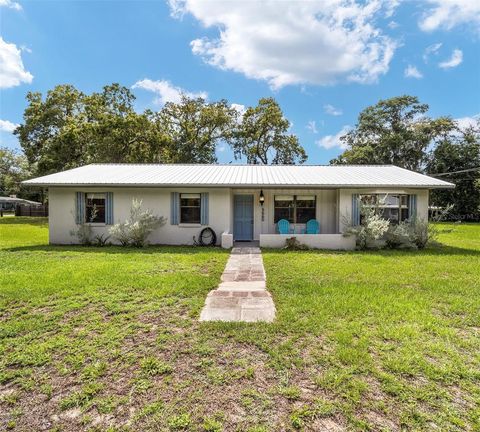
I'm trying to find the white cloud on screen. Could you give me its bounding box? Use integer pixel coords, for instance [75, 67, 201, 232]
[419, 0, 480, 32]
[0, 0, 22, 11]
[131, 78, 208, 105]
[404, 65, 423, 79]
[324, 104, 343, 116]
[317, 125, 351, 150]
[0, 119, 19, 133]
[170, 0, 398, 89]
[230, 103, 246, 117]
[439, 49, 463, 69]
[456, 114, 479, 130]
[0, 37, 33, 89]
[423, 42, 442, 62]
[384, 0, 400, 18]
[306, 120, 318, 134]
[387, 20, 399, 29]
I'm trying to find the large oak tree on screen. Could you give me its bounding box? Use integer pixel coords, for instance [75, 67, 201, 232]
[154, 96, 237, 164]
[330, 95, 455, 171]
[230, 98, 307, 164]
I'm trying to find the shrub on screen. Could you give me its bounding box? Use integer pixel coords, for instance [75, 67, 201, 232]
[284, 237, 309, 250]
[385, 220, 417, 249]
[343, 197, 445, 250]
[387, 216, 451, 250]
[70, 223, 94, 245]
[70, 205, 99, 245]
[344, 204, 390, 250]
[92, 233, 110, 247]
[109, 199, 166, 247]
[412, 218, 430, 249]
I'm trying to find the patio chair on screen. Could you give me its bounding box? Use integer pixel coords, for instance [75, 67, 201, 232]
[277, 219, 290, 234]
[306, 219, 320, 234]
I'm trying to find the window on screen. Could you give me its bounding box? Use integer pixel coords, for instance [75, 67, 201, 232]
[180, 193, 201, 223]
[274, 195, 294, 223]
[85, 193, 106, 223]
[295, 195, 316, 223]
[274, 195, 316, 224]
[360, 194, 409, 224]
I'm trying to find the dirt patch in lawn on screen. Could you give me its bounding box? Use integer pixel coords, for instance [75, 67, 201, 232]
[0, 302, 349, 431]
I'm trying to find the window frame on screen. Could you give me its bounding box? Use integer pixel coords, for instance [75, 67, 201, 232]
[179, 193, 202, 224]
[359, 193, 409, 224]
[85, 193, 106, 224]
[274, 194, 316, 224]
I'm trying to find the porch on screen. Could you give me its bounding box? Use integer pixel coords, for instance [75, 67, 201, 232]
[220, 188, 355, 250]
[224, 234, 355, 250]
[258, 233, 355, 250]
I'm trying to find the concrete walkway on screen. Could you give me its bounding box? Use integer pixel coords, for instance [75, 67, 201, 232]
[199, 246, 276, 322]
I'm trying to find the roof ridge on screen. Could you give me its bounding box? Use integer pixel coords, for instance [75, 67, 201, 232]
[86, 163, 398, 167]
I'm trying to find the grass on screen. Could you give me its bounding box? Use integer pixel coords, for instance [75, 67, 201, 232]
[0, 217, 479, 431]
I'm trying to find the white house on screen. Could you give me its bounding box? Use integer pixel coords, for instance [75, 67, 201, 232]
[23, 164, 454, 250]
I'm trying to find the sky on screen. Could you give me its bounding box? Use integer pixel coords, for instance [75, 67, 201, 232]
[1, 0, 479, 164]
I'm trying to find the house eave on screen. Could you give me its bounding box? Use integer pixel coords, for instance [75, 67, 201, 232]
[21, 182, 455, 189]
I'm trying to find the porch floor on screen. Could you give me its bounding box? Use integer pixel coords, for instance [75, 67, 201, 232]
[233, 240, 259, 248]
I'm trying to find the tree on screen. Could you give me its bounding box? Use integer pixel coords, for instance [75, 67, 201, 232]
[15, 84, 307, 172]
[331, 96, 455, 171]
[426, 121, 480, 221]
[231, 97, 307, 164]
[155, 96, 237, 163]
[15, 85, 87, 175]
[14, 84, 170, 175]
[82, 84, 166, 163]
[0, 147, 32, 198]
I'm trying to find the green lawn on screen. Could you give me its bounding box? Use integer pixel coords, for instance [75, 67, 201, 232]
[0, 218, 479, 431]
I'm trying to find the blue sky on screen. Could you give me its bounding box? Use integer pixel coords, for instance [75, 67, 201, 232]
[1, 0, 479, 164]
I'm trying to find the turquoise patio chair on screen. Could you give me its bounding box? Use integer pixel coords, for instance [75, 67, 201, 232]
[277, 219, 290, 234]
[306, 219, 320, 234]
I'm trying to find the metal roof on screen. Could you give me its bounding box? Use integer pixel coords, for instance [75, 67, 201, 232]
[22, 164, 455, 189]
[0, 196, 42, 205]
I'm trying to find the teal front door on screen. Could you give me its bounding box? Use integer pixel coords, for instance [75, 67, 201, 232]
[234, 195, 254, 241]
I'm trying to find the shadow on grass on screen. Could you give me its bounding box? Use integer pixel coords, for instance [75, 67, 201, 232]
[6, 243, 479, 257]
[262, 244, 480, 257]
[5, 244, 230, 255]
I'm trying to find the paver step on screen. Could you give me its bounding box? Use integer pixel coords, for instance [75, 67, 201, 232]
[199, 246, 275, 323]
[218, 281, 266, 290]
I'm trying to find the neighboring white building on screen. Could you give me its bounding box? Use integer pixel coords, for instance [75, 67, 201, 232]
[23, 164, 454, 250]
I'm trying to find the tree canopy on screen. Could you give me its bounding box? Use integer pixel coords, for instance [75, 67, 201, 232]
[0, 147, 31, 197]
[230, 98, 307, 164]
[14, 85, 306, 179]
[155, 96, 237, 164]
[15, 84, 163, 174]
[426, 121, 480, 220]
[331, 95, 455, 171]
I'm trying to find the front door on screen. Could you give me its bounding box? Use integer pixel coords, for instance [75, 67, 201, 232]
[234, 195, 254, 241]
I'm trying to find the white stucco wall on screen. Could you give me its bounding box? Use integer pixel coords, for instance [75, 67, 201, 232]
[259, 234, 356, 250]
[48, 187, 231, 245]
[48, 186, 430, 246]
